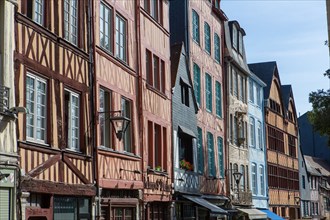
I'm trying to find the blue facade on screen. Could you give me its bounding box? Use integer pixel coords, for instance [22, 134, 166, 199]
[247, 73, 268, 209]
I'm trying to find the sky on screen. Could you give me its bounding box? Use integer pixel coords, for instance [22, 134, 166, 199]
[221, 0, 330, 116]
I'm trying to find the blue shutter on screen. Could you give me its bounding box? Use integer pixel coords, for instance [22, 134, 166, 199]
[197, 127, 204, 174]
[216, 81, 222, 117]
[193, 63, 201, 105]
[214, 33, 220, 63]
[205, 73, 212, 112]
[217, 137, 224, 178]
[192, 10, 199, 43]
[207, 132, 215, 176]
[204, 22, 211, 54]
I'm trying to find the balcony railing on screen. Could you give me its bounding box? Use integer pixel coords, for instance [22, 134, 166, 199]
[174, 168, 200, 194]
[0, 85, 9, 113]
[231, 190, 253, 206]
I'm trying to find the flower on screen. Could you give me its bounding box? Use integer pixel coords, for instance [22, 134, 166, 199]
[180, 159, 194, 171]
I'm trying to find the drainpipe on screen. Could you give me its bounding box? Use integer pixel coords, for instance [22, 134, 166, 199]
[135, 1, 144, 219]
[87, 0, 98, 218]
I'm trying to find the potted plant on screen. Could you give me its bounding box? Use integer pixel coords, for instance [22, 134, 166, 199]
[180, 159, 194, 171]
[155, 166, 162, 172]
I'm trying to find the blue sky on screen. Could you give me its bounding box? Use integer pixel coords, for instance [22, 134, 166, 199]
[221, 0, 330, 116]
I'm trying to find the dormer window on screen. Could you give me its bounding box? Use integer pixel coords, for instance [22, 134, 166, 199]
[238, 31, 243, 55]
[232, 26, 238, 50]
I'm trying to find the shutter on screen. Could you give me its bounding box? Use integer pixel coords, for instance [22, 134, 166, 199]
[0, 188, 10, 220]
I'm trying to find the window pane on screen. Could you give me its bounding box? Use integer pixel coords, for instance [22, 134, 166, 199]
[205, 73, 212, 112]
[122, 97, 132, 152]
[115, 15, 126, 61]
[197, 127, 204, 174]
[215, 81, 222, 117]
[204, 22, 211, 54]
[192, 10, 199, 43]
[193, 63, 201, 105]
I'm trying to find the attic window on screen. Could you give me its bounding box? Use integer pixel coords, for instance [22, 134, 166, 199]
[180, 79, 190, 107]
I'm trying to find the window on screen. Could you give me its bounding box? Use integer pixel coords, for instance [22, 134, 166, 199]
[100, 2, 112, 52]
[54, 197, 90, 220]
[214, 0, 220, 9]
[214, 33, 220, 63]
[256, 86, 261, 106]
[232, 25, 237, 50]
[257, 121, 262, 150]
[268, 126, 284, 153]
[249, 80, 254, 102]
[288, 134, 296, 157]
[148, 121, 167, 170]
[240, 164, 245, 190]
[238, 31, 243, 55]
[197, 127, 204, 174]
[269, 99, 281, 114]
[233, 70, 238, 98]
[233, 116, 237, 145]
[215, 81, 222, 118]
[205, 73, 212, 112]
[239, 75, 244, 101]
[251, 163, 257, 195]
[230, 114, 233, 144]
[302, 175, 306, 189]
[192, 10, 200, 44]
[179, 132, 194, 171]
[288, 110, 294, 122]
[250, 117, 255, 147]
[204, 22, 211, 54]
[116, 14, 127, 61]
[146, 50, 165, 93]
[193, 63, 201, 105]
[149, 203, 168, 220]
[64, 89, 80, 151]
[27, 0, 45, 25]
[207, 132, 215, 176]
[26, 73, 47, 143]
[122, 97, 132, 152]
[64, 0, 78, 45]
[181, 82, 190, 107]
[111, 207, 134, 220]
[259, 165, 265, 195]
[144, 0, 163, 24]
[217, 137, 224, 177]
[99, 88, 111, 148]
[268, 164, 299, 190]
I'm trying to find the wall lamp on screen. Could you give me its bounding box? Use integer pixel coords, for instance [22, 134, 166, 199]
[119, 168, 141, 174]
[98, 110, 130, 141]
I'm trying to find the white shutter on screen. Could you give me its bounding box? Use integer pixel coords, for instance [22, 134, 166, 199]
[0, 188, 10, 220]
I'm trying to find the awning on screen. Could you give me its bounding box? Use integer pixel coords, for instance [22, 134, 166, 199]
[178, 125, 196, 138]
[182, 195, 227, 216]
[237, 208, 267, 219]
[258, 209, 284, 220]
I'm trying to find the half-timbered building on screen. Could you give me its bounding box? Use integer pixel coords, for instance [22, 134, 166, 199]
[93, 0, 143, 219]
[138, 0, 173, 219]
[15, 0, 95, 219]
[170, 0, 228, 218]
[249, 61, 300, 219]
[0, 0, 19, 219]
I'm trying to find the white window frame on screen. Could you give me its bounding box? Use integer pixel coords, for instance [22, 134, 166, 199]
[26, 73, 47, 143]
[252, 163, 257, 195]
[116, 14, 127, 62]
[33, 0, 44, 25]
[64, 0, 78, 45]
[232, 25, 238, 50]
[250, 117, 255, 147]
[65, 89, 80, 151]
[259, 165, 265, 195]
[258, 121, 262, 150]
[100, 2, 112, 52]
[99, 88, 111, 148]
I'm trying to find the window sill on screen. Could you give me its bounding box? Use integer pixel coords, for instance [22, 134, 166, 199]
[98, 146, 141, 160]
[146, 84, 167, 99]
[140, 8, 169, 36]
[147, 167, 168, 176]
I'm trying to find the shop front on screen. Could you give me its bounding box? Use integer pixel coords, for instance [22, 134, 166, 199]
[0, 168, 16, 220]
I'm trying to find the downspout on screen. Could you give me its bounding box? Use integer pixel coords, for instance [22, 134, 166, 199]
[135, 1, 144, 219]
[87, 0, 98, 218]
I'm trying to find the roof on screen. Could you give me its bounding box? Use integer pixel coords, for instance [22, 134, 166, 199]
[248, 61, 278, 99]
[304, 155, 330, 177]
[281, 85, 292, 112]
[170, 43, 183, 87]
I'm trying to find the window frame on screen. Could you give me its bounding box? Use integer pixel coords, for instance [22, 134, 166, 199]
[115, 13, 127, 62]
[259, 165, 265, 195]
[148, 121, 167, 171]
[217, 136, 224, 178]
[249, 117, 255, 147]
[26, 73, 48, 144]
[27, 0, 45, 26]
[204, 22, 211, 54]
[232, 25, 238, 50]
[193, 63, 201, 106]
[64, 89, 80, 151]
[215, 81, 222, 118]
[192, 10, 200, 44]
[99, 88, 112, 148]
[257, 121, 262, 150]
[214, 33, 221, 63]
[205, 73, 212, 112]
[63, 0, 78, 45]
[251, 163, 257, 195]
[121, 97, 132, 153]
[99, 2, 112, 53]
[146, 50, 166, 94]
[207, 132, 215, 177]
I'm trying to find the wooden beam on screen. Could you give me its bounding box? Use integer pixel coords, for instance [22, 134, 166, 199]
[28, 154, 61, 178]
[21, 177, 96, 196]
[63, 155, 90, 184]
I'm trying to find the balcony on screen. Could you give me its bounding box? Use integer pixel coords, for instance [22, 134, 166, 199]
[174, 168, 200, 194]
[231, 190, 253, 206]
[0, 84, 9, 113]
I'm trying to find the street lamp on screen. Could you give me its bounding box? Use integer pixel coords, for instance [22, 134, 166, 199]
[233, 171, 243, 199]
[99, 110, 130, 141]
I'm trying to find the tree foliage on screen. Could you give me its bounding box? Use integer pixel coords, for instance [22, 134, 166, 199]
[308, 70, 330, 145]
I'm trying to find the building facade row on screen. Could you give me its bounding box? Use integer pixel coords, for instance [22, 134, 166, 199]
[0, 0, 306, 220]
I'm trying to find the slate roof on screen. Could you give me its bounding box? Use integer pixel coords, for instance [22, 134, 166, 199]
[248, 61, 278, 99]
[304, 155, 330, 177]
[170, 43, 183, 87]
[281, 85, 292, 111]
